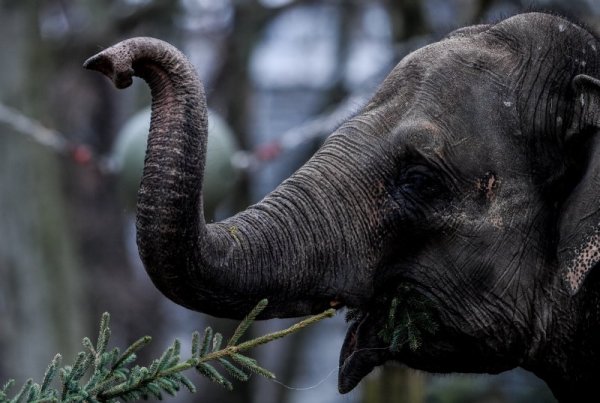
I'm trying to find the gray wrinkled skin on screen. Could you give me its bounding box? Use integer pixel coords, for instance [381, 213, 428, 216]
[84, 13, 600, 402]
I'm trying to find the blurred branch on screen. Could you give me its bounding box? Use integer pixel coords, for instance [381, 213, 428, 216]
[0, 103, 68, 152]
[212, 0, 319, 141]
[0, 88, 367, 176]
[0, 103, 108, 170]
[234, 93, 368, 169]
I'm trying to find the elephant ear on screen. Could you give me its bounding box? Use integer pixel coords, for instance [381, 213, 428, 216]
[558, 74, 600, 295]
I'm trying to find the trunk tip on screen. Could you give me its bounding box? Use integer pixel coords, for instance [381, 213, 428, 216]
[84, 52, 134, 89]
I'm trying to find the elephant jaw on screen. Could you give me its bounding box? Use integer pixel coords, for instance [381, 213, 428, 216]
[338, 312, 389, 393]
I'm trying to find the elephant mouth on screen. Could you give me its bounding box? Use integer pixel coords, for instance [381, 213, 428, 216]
[338, 311, 389, 393]
[338, 283, 440, 393]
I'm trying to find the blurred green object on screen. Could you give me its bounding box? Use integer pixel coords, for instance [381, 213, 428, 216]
[112, 107, 240, 218]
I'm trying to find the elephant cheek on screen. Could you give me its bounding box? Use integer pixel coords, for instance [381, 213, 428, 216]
[338, 314, 388, 393]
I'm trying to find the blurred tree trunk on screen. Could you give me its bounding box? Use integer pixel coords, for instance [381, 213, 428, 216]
[362, 365, 426, 403]
[0, 2, 83, 383]
[0, 132, 84, 384]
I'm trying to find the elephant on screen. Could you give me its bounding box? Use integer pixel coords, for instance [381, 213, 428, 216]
[84, 12, 600, 402]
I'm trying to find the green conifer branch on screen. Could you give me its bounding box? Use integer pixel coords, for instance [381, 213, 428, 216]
[378, 285, 439, 352]
[0, 300, 335, 402]
[227, 299, 268, 347]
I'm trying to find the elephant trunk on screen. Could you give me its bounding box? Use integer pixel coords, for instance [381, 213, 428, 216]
[84, 38, 380, 319]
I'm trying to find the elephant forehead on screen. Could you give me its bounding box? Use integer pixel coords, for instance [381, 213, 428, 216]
[398, 35, 509, 85]
[493, 12, 598, 49]
[369, 38, 514, 128]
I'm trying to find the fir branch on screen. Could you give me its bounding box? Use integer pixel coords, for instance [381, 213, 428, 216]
[227, 299, 268, 347]
[112, 337, 152, 371]
[0, 300, 335, 402]
[199, 327, 214, 357]
[230, 354, 275, 379]
[378, 285, 439, 352]
[218, 359, 249, 382]
[40, 355, 61, 396]
[0, 380, 15, 402]
[235, 307, 335, 352]
[196, 307, 336, 362]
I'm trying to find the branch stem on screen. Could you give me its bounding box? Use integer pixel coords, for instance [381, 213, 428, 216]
[100, 308, 336, 400]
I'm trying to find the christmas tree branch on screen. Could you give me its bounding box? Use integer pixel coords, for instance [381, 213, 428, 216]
[0, 300, 336, 402]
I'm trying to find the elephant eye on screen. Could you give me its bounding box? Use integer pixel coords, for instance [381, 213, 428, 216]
[390, 164, 449, 220]
[401, 166, 438, 196]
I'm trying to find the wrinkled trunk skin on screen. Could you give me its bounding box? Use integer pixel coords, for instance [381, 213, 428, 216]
[85, 38, 381, 318]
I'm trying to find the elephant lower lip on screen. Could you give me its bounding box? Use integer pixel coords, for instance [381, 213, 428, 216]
[338, 313, 387, 394]
[340, 319, 361, 365]
[338, 320, 363, 393]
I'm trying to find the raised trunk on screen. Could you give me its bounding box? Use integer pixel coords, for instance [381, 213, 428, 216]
[84, 38, 381, 318]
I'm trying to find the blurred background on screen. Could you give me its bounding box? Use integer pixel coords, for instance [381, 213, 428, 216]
[0, 0, 598, 402]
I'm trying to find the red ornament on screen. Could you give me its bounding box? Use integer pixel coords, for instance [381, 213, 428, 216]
[71, 145, 93, 165]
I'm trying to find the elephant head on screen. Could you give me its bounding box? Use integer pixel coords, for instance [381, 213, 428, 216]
[85, 12, 600, 402]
